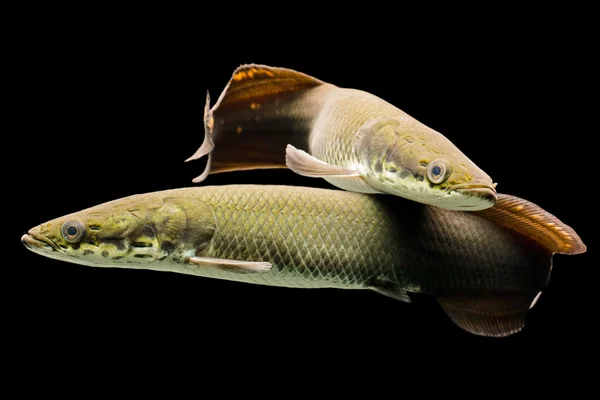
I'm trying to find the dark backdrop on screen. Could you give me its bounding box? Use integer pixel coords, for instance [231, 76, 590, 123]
[9, 16, 594, 375]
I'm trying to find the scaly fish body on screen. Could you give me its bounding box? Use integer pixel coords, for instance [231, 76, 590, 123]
[21, 185, 585, 337]
[187, 65, 497, 210]
[307, 87, 405, 193]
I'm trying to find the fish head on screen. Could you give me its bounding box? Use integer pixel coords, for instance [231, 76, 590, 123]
[20, 192, 215, 269]
[355, 118, 497, 210]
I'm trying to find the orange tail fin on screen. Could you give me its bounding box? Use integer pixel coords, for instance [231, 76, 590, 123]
[475, 193, 586, 255]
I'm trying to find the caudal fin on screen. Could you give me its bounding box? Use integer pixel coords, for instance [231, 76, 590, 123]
[437, 293, 537, 337]
[186, 64, 331, 183]
[437, 193, 586, 337]
[474, 193, 586, 255]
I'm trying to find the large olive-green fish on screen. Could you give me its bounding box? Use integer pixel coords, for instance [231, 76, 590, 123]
[21, 185, 585, 337]
[186, 64, 497, 211]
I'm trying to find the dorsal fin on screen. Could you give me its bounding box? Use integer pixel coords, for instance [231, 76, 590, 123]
[475, 193, 586, 255]
[186, 64, 330, 182]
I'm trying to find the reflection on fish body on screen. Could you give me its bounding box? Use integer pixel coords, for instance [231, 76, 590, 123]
[186, 65, 497, 210]
[21, 185, 585, 337]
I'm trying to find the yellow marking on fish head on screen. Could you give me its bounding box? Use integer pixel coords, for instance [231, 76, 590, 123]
[355, 117, 497, 210]
[236, 126, 243, 134]
[21, 193, 217, 270]
[22, 200, 162, 267]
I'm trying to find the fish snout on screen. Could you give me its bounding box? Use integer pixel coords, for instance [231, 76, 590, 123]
[21, 228, 55, 250]
[21, 232, 44, 249]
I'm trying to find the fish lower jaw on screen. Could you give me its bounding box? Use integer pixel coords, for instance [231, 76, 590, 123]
[423, 194, 495, 211]
[375, 184, 495, 211]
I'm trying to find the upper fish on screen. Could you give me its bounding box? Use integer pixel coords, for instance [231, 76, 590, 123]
[186, 64, 497, 211]
[21, 185, 585, 337]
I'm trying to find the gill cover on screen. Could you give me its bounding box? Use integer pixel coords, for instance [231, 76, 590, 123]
[86, 195, 215, 258]
[148, 197, 216, 254]
[354, 118, 402, 177]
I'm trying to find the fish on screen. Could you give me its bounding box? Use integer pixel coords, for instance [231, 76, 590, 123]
[186, 64, 498, 211]
[21, 185, 585, 337]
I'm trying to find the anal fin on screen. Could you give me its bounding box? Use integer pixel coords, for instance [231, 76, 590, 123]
[437, 293, 538, 337]
[285, 145, 360, 178]
[370, 287, 411, 303]
[368, 279, 411, 303]
[189, 256, 272, 274]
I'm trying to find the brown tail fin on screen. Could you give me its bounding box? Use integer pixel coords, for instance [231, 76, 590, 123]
[437, 293, 538, 337]
[475, 193, 586, 255]
[186, 64, 331, 183]
[438, 193, 586, 337]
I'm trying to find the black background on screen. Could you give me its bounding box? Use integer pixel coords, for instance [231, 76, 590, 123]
[7, 10, 595, 381]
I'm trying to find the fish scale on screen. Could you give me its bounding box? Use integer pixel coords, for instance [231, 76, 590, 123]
[193, 185, 396, 289]
[310, 88, 404, 168]
[162, 185, 542, 297]
[308, 89, 406, 194]
[22, 184, 585, 337]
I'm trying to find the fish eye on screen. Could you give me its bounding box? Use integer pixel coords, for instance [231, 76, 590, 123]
[60, 219, 86, 243]
[427, 159, 451, 184]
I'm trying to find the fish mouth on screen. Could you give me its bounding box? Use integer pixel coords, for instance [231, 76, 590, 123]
[21, 234, 45, 249]
[447, 183, 498, 204]
[21, 230, 60, 251]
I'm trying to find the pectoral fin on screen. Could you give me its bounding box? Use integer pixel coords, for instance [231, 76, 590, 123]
[437, 293, 538, 337]
[285, 144, 360, 178]
[189, 256, 272, 274]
